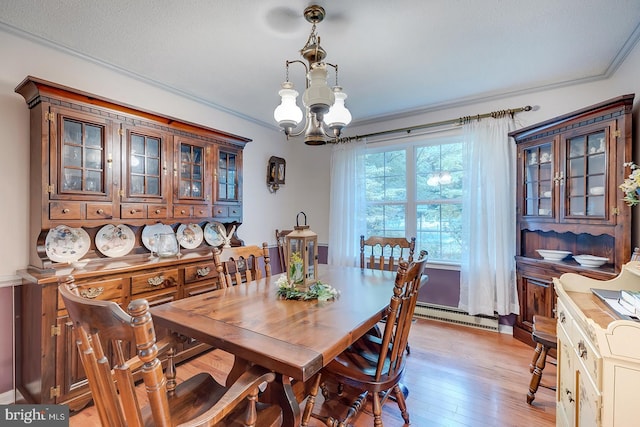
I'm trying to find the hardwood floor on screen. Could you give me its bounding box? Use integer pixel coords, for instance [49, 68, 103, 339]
[69, 318, 556, 426]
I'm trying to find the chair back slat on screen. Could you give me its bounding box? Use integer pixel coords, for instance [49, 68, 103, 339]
[375, 250, 428, 380]
[360, 235, 416, 271]
[217, 243, 271, 287]
[275, 229, 292, 273]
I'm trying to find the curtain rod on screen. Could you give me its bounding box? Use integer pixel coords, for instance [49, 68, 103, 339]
[331, 105, 532, 144]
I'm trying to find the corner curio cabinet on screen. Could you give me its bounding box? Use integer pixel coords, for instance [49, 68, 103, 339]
[14, 76, 250, 410]
[510, 94, 634, 345]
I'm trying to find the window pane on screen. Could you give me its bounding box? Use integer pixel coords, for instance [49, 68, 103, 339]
[416, 203, 462, 261]
[365, 150, 406, 202]
[364, 136, 463, 263]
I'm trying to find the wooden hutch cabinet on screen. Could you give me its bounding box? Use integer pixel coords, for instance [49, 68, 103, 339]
[509, 94, 634, 345]
[14, 76, 250, 409]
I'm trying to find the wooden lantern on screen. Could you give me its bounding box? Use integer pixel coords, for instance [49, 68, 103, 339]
[286, 212, 318, 287]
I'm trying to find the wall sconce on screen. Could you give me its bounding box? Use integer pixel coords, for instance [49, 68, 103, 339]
[267, 156, 286, 193]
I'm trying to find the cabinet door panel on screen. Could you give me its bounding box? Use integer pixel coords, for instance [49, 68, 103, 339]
[49, 107, 113, 202]
[560, 122, 615, 225]
[121, 125, 169, 204]
[175, 137, 211, 204]
[517, 269, 555, 331]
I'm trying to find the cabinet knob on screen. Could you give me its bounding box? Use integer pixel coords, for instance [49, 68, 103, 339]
[199, 210, 204, 214]
[565, 389, 574, 403]
[130, 209, 137, 214]
[577, 340, 588, 359]
[97, 209, 104, 215]
[181, 210, 186, 215]
[231, 209, 237, 214]
[155, 209, 161, 214]
[62, 208, 70, 214]
[217, 209, 222, 214]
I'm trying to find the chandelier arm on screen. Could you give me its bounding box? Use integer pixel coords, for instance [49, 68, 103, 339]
[325, 63, 339, 86]
[285, 60, 309, 88]
[284, 111, 315, 138]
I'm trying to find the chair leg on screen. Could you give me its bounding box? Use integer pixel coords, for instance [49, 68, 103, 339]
[372, 391, 383, 427]
[392, 384, 410, 424]
[529, 343, 542, 373]
[301, 373, 322, 426]
[527, 344, 549, 404]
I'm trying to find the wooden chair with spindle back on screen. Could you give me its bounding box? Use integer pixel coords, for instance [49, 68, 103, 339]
[301, 250, 429, 427]
[58, 279, 282, 427]
[275, 229, 292, 273]
[216, 243, 271, 287]
[360, 235, 416, 271]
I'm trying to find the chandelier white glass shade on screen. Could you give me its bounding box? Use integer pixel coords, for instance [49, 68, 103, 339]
[273, 5, 351, 145]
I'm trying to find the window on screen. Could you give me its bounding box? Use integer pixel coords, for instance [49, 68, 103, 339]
[364, 133, 463, 263]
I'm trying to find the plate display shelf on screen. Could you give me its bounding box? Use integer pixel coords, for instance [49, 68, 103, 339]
[510, 94, 634, 346]
[14, 76, 250, 411]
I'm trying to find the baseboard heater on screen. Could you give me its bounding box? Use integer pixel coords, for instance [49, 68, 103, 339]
[414, 302, 499, 331]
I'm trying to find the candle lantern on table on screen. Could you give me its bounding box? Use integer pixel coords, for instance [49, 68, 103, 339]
[285, 212, 318, 288]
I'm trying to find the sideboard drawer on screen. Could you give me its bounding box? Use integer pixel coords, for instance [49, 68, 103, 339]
[572, 319, 601, 389]
[148, 204, 168, 219]
[120, 204, 146, 219]
[86, 203, 113, 220]
[49, 202, 82, 220]
[131, 269, 179, 296]
[184, 262, 216, 284]
[58, 277, 125, 315]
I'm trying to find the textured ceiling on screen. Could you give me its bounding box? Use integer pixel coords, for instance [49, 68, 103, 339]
[1, 0, 639, 129]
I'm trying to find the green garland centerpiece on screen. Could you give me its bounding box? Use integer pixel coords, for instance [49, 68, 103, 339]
[276, 251, 339, 301]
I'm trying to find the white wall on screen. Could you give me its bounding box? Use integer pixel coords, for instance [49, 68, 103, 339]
[1, 26, 639, 280]
[0, 27, 334, 277]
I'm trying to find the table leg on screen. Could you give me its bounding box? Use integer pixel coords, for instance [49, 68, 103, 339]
[261, 373, 300, 427]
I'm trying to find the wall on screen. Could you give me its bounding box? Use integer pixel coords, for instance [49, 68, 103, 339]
[0, 24, 638, 400]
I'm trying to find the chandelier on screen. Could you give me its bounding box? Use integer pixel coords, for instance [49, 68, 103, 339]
[273, 5, 352, 145]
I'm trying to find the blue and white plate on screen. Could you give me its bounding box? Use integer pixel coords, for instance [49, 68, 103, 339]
[45, 225, 90, 263]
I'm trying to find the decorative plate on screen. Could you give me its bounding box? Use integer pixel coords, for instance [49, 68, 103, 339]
[204, 222, 225, 247]
[177, 223, 204, 249]
[141, 223, 174, 252]
[45, 225, 91, 263]
[95, 224, 135, 258]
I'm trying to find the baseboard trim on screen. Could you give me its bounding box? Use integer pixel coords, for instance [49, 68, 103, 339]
[415, 303, 499, 332]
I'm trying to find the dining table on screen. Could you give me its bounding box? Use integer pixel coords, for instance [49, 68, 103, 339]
[150, 264, 405, 427]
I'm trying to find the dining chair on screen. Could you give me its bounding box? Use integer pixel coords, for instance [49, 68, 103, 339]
[301, 250, 429, 427]
[275, 229, 292, 273]
[59, 280, 282, 427]
[216, 243, 271, 287]
[360, 235, 416, 271]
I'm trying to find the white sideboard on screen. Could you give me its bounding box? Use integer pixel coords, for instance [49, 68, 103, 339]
[554, 262, 640, 426]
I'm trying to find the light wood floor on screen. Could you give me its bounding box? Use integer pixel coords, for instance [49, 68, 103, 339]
[69, 318, 556, 426]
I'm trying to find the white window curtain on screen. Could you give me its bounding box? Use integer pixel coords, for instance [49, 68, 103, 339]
[458, 117, 519, 316]
[327, 139, 367, 266]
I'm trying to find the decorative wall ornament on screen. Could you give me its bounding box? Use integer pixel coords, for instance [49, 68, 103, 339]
[267, 156, 286, 193]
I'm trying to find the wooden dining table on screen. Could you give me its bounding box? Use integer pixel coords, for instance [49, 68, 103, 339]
[150, 264, 403, 427]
